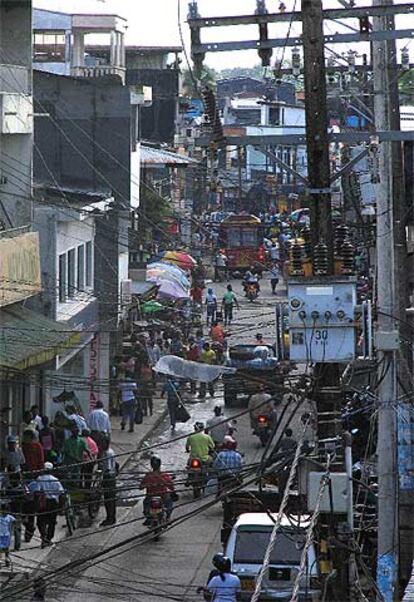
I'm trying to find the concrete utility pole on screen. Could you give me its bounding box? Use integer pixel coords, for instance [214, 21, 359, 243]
[372, 2, 399, 600]
[301, 0, 333, 269]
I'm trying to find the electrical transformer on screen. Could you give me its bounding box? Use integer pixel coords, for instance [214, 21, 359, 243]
[288, 276, 357, 363]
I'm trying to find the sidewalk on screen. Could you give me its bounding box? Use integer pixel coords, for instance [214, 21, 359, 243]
[0, 393, 168, 589]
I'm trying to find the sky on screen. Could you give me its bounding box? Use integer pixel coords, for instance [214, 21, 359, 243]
[33, 0, 413, 71]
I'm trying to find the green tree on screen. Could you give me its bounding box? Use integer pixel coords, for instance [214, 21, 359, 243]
[399, 69, 414, 104]
[182, 66, 217, 97]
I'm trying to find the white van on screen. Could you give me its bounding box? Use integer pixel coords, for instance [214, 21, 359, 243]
[225, 512, 320, 601]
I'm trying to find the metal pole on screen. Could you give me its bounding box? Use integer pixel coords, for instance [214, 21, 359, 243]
[372, 2, 399, 598]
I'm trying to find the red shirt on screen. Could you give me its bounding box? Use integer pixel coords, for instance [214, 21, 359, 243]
[141, 471, 174, 496]
[187, 345, 200, 362]
[22, 441, 44, 472]
[191, 287, 203, 303]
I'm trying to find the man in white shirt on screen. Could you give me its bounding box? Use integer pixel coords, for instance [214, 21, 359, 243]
[88, 401, 111, 455]
[206, 406, 230, 446]
[30, 462, 64, 547]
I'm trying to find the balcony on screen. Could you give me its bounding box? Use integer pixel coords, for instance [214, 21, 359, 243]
[71, 64, 126, 83]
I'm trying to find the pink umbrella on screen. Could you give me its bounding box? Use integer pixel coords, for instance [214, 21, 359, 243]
[157, 280, 189, 300]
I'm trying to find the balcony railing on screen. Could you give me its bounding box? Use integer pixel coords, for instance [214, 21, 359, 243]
[71, 65, 126, 83]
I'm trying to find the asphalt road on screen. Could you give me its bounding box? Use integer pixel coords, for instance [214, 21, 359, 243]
[5, 277, 310, 602]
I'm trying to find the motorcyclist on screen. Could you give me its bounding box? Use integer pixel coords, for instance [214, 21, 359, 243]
[186, 422, 215, 464]
[248, 385, 276, 432]
[242, 268, 260, 295]
[213, 436, 243, 494]
[197, 553, 241, 601]
[140, 455, 175, 523]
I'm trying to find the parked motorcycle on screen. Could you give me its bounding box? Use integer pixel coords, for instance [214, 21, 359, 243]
[254, 414, 272, 447]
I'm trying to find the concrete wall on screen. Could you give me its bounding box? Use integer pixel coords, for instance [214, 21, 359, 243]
[0, 1, 33, 229]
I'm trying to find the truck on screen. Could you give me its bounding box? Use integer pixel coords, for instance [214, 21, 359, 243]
[222, 344, 290, 408]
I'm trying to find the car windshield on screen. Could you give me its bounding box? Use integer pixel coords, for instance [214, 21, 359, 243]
[234, 530, 305, 565]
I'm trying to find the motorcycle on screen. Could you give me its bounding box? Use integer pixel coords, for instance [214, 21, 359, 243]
[146, 495, 167, 540]
[246, 282, 259, 302]
[255, 414, 272, 447]
[186, 458, 207, 499]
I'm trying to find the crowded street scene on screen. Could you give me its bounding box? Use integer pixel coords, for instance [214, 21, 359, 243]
[1, 1, 414, 601]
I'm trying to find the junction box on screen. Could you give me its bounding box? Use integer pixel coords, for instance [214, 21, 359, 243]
[288, 276, 357, 363]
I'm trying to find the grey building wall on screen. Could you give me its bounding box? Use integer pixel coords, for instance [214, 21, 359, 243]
[33, 71, 133, 331]
[127, 68, 179, 144]
[0, 1, 33, 229]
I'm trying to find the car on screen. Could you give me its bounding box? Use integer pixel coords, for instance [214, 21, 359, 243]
[225, 512, 321, 601]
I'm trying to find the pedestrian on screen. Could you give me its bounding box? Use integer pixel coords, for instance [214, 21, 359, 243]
[81, 428, 98, 488]
[199, 343, 217, 399]
[62, 424, 92, 486]
[22, 429, 44, 474]
[5, 470, 27, 551]
[1, 435, 25, 472]
[100, 436, 117, 526]
[38, 417, 56, 463]
[30, 405, 44, 431]
[88, 400, 111, 454]
[269, 261, 280, 294]
[205, 287, 217, 326]
[0, 500, 15, 567]
[19, 410, 38, 442]
[214, 250, 228, 282]
[139, 361, 154, 416]
[206, 406, 231, 447]
[117, 374, 138, 433]
[270, 241, 280, 262]
[221, 285, 240, 326]
[186, 336, 200, 395]
[161, 378, 180, 432]
[65, 405, 88, 433]
[210, 321, 225, 346]
[30, 462, 64, 547]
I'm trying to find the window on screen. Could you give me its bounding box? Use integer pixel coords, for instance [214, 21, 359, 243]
[86, 241, 93, 288]
[77, 245, 85, 292]
[234, 530, 305, 565]
[67, 249, 76, 298]
[58, 254, 67, 302]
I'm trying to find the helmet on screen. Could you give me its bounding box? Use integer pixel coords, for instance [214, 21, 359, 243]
[6, 435, 17, 444]
[194, 421, 205, 432]
[212, 553, 231, 573]
[223, 435, 237, 450]
[150, 456, 162, 471]
[44, 462, 54, 471]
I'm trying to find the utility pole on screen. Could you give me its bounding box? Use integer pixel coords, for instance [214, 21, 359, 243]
[301, 0, 333, 270]
[237, 146, 243, 208]
[372, 2, 399, 599]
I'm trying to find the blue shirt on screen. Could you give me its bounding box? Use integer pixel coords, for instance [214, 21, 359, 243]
[213, 450, 243, 476]
[207, 573, 241, 602]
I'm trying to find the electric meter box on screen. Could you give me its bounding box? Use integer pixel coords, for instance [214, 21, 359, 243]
[288, 276, 357, 363]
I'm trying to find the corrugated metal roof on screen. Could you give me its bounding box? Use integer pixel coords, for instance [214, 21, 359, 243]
[0, 306, 80, 370]
[140, 146, 197, 167]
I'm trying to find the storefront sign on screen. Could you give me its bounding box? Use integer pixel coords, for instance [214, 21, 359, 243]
[0, 232, 41, 306]
[88, 334, 100, 411]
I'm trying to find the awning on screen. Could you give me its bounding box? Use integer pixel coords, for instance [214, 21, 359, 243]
[0, 306, 81, 370]
[140, 146, 198, 167]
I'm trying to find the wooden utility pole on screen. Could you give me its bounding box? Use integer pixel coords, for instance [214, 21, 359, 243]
[372, 1, 400, 599]
[302, 0, 333, 270]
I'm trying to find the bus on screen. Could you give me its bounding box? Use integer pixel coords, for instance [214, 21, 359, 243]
[219, 214, 265, 274]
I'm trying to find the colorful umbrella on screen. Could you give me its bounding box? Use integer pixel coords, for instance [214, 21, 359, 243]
[146, 262, 190, 289]
[160, 250, 197, 271]
[157, 280, 189, 300]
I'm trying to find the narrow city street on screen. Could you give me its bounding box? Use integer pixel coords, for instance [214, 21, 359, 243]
[4, 278, 295, 601]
